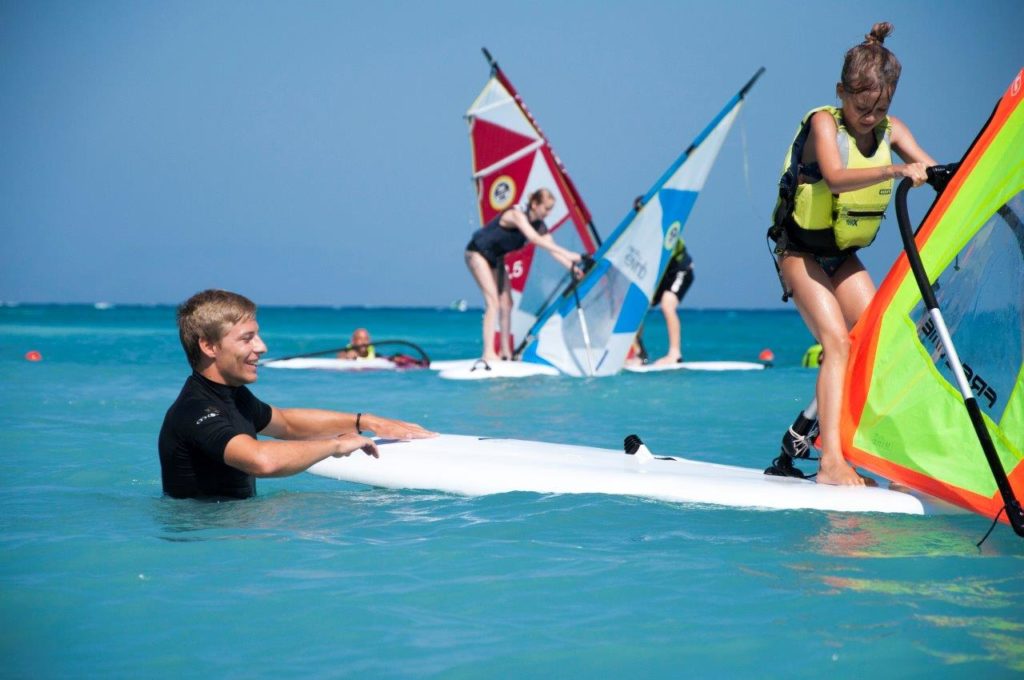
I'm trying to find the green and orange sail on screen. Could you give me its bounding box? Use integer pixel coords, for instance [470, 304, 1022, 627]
[841, 68, 1024, 524]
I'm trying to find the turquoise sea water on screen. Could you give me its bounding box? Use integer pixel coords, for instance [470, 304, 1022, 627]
[1, 304, 1021, 679]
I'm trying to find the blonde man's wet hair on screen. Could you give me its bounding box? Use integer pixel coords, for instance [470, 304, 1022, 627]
[177, 289, 257, 368]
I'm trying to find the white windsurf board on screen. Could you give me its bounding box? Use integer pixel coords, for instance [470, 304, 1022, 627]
[624, 360, 766, 373]
[437, 360, 559, 380]
[263, 357, 400, 371]
[308, 434, 936, 515]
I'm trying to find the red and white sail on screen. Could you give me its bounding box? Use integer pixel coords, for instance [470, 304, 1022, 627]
[466, 53, 600, 350]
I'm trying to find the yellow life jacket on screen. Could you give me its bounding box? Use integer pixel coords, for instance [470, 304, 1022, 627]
[771, 106, 894, 255]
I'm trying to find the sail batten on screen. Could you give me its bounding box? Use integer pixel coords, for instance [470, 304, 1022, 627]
[471, 141, 546, 179]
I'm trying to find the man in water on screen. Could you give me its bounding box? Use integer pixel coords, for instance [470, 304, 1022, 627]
[158, 289, 435, 500]
[338, 327, 375, 360]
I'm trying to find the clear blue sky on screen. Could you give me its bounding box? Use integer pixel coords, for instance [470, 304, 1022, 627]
[2, 1, 1021, 308]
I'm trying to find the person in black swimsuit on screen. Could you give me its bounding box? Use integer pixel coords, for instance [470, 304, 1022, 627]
[625, 196, 694, 367]
[158, 289, 435, 500]
[650, 239, 694, 365]
[464, 188, 582, 361]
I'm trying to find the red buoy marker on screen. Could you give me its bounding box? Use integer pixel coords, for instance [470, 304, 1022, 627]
[25, 350, 42, 362]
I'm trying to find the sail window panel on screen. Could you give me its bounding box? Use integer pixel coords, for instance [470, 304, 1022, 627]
[911, 191, 1024, 423]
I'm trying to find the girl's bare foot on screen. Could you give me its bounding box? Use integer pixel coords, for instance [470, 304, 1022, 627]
[816, 453, 869, 486]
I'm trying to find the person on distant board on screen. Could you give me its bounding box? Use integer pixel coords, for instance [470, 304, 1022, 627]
[158, 289, 436, 500]
[768, 22, 935, 485]
[338, 327, 375, 360]
[650, 237, 695, 365]
[465, 187, 583, 362]
[624, 196, 694, 367]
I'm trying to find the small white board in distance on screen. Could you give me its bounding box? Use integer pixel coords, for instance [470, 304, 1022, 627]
[307, 434, 930, 515]
[437, 360, 560, 381]
[427, 359, 478, 372]
[263, 357, 399, 372]
[624, 360, 766, 373]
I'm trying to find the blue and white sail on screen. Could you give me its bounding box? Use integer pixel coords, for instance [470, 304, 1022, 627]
[517, 68, 765, 376]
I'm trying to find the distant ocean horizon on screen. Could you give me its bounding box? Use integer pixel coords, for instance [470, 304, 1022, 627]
[1, 300, 797, 312]
[0, 302, 810, 367]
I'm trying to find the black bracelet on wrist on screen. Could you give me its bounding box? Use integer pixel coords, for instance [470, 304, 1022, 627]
[356, 412, 363, 434]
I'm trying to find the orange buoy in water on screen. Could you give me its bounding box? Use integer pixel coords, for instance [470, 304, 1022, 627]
[758, 348, 775, 366]
[25, 350, 42, 362]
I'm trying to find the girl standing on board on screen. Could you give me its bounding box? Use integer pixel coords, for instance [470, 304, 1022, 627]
[465, 187, 582, 362]
[769, 22, 936, 485]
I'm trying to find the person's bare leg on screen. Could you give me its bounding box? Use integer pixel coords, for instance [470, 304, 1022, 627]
[498, 287, 513, 359]
[782, 253, 865, 485]
[465, 251, 502, 362]
[832, 255, 876, 328]
[653, 291, 682, 365]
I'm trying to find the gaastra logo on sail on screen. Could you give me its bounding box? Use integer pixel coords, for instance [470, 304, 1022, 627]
[489, 175, 516, 211]
[663, 221, 681, 250]
[917, 316, 998, 408]
[624, 246, 648, 281]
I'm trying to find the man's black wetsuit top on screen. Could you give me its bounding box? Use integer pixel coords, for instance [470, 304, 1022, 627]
[158, 371, 273, 499]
